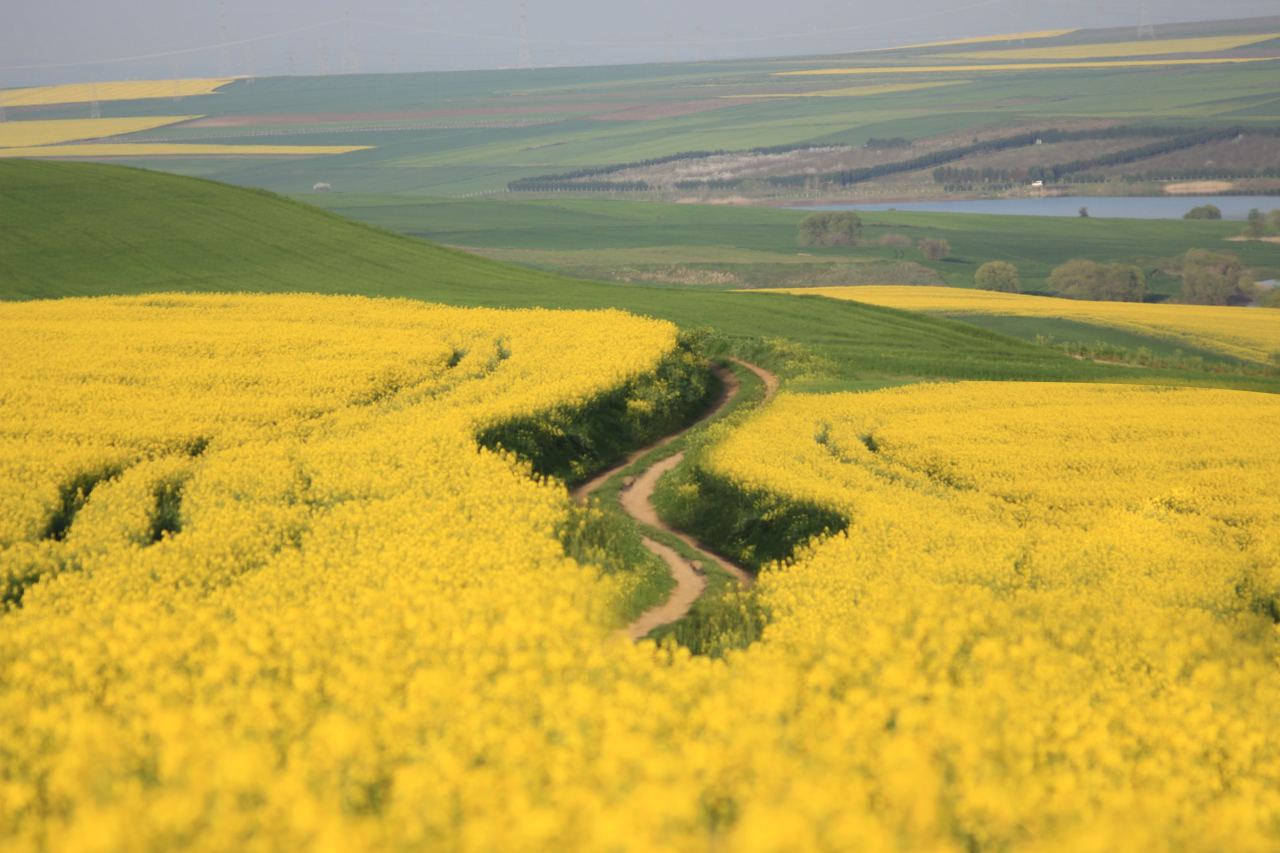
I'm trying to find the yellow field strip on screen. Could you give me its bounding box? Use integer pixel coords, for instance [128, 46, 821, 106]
[0, 143, 371, 158]
[0, 78, 234, 108]
[955, 33, 1280, 61]
[757, 285, 1280, 362]
[0, 117, 200, 148]
[726, 81, 968, 99]
[779, 57, 1276, 76]
[877, 28, 1078, 51]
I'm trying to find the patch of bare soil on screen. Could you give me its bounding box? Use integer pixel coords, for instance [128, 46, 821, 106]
[1165, 180, 1236, 195]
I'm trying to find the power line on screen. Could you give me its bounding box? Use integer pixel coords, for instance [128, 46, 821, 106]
[517, 0, 533, 68]
[0, 19, 342, 72]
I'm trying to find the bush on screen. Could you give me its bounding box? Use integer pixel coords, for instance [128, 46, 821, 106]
[1048, 259, 1145, 302]
[797, 212, 862, 247]
[1184, 204, 1222, 220]
[974, 261, 1021, 292]
[1179, 249, 1257, 306]
[918, 238, 951, 261]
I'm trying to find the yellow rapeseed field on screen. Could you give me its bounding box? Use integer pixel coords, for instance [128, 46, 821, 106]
[761, 285, 1280, 363]
[954, 33, 1280, 61]
[0, 143, 371, 158]
[778, 57, 1273, 75]
[0, 78, 234, 108]
[692, 382, 1280, 847]
[883, 29, 1077, 51]
[4, 295, 1279, 849]
[0, 117, 199, 148]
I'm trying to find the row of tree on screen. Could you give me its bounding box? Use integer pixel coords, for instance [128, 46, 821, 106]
[511, 125, 1279, 194]
[796, 213, 952, 260]
[970, 251, 1259, 306]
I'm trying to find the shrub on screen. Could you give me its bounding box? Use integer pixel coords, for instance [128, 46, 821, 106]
[798, 212, 862, 247]
[1184, 204, 1222, 220]
[974, 261, 1021, 292]
[918, 238, 950, 261]
[1179, 249, 1257, 306]
[1049, 259, 1145, 302]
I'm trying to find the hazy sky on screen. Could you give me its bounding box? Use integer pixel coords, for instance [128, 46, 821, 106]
[3, 0, 1277, 87]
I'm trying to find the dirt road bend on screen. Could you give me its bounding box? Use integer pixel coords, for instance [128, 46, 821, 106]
[573, 357, 779, 640]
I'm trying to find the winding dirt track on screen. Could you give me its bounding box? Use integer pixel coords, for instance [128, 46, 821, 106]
[573, 358, 779, 640]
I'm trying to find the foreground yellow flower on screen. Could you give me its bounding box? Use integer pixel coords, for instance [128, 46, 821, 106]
[2, 296, 1278, 849]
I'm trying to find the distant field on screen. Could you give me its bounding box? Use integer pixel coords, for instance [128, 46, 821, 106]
[778, 58, 1275, 76]
[954, 33, 1280, 61]
[727, 81, 967, 99]
[883, 29, 1078, 51]
[0, 78, 233, 107]
[0, 117, 198, 148]
[1, 17, 1274, 200]
[0, 142, 370, 158]
[301, 194, 1280, 296]
[759, 285, 1280, 362]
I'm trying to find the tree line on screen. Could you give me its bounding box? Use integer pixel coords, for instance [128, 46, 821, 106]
[509, 126, 1279, 195]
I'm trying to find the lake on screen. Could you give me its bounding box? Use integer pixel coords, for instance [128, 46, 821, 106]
[801, 196, 1280, 221]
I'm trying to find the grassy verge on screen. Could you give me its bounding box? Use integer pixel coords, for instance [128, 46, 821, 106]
[571, 356, 761, 627]
[477, 333, 714, 486]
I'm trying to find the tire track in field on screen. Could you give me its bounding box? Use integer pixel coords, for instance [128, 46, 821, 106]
[573, 357, 779, 640]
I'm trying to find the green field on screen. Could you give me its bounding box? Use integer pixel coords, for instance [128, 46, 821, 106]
[6, 16, 1277, 199]
[3, 158, 1278, 395]
[299, 193, 1280, 296]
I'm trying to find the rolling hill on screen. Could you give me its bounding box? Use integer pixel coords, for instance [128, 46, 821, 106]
[3, 158, 1276, 392]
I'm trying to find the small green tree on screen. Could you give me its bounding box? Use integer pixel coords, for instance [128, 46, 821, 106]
[1180, 249, 1257, 306]
[974, 261, 1020, 292]
[1101, 263, 1146, 302]
[1049, 259, 1145, 302]
[1184, 204, 1222, 220]
[1245, 208, 1266, 238]
[797, 212, 862, 247]
[1266, 210, 1280, 235]
[918, 238, 951, 261]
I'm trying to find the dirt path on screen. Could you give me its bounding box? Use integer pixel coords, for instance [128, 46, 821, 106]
[573, 357, 779, 640]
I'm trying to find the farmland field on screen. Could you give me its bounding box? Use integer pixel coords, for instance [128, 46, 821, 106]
[0, 117, 198, 148]
[0, 17, 1274, 199]
[0, 78, 233, 107]
[5, 11, 1280, 849]
[759, 285, 1280, 363]
[3, 299, 1278, 846]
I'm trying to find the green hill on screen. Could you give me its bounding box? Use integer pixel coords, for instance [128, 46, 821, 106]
[3, 158, 1275, 392]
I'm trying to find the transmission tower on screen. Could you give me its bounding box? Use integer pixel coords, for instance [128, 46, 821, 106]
[518, 0, 533, 69]
[89, 80, 101, 119]
[1136, 0, 1155, 39]
[1014, 0, 1030, 41]
[217, 0, 232, 75]
[342, 9, 354, 74]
